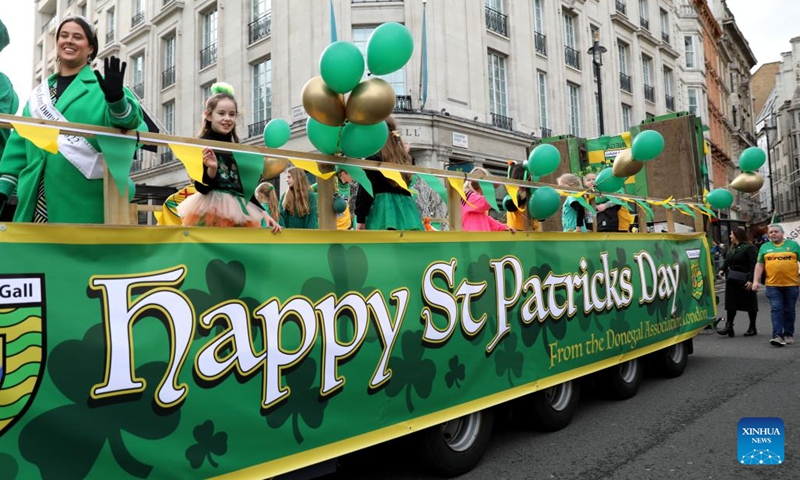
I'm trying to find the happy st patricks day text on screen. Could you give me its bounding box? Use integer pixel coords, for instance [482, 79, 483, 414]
[87, 250, 685, 411]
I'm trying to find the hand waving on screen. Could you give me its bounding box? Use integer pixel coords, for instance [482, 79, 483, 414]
[94, 56, 127, 103]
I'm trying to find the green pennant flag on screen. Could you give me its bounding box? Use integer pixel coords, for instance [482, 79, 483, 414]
[478, 181, 500, 211]
[232, 151, 265, 202]
[339, 165, 373, 197]
[416, 173, 448, 205]
[605, 196, 633, 211]
[633, 199, 654, 221]
[675, 203, 697, 219]
[698, 204, 718, 219]
[575, 195, 596, 215]
[96, 134, 137, 198]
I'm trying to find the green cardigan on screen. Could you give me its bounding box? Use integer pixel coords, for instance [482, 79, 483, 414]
[0, 65, 143, 223]
[279, 191, 318, 229]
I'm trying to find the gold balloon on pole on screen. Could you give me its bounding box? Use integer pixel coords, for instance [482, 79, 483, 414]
[262, 157, 289, 180]
[730, 172, 764, 193]
[301, 76, 346, 126]
[611, 148, 644, 178]
[345, 78, 396, 125]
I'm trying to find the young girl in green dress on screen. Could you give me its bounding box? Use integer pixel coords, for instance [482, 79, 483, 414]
[279, 167, 318, 229]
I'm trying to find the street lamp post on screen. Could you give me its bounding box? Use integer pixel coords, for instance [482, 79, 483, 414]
[763, 113, 777, 218]
[587, 30, 607, 135]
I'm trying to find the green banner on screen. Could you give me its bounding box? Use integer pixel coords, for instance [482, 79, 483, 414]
[0, 226, 715, 479]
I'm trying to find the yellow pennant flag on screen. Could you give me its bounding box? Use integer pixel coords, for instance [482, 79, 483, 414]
[169, 143, 205, 183]
[290, 158, 335, 179]
[379, 169, 411, 193]
[647, 196, 674, 206]
[12, 122, 59, 154]
[506, 185, 520, 208]
[689, 204, 711, 218]
[447, 178, 470, 204]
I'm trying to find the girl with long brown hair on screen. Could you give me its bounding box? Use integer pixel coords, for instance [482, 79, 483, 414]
[279, 167, 318, 229]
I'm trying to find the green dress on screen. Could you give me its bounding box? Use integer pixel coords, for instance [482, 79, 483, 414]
[279, 190, 318, 229]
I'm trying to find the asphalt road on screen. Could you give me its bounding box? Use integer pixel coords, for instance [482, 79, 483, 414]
[328, 288, 799, 480]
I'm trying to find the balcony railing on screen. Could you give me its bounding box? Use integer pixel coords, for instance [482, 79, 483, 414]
[615, 1, 626, 15]
[640, 17, 649, 30]
[541, 127, 552, 138]
[131, 11, 145, 28]
[565, 46, 580, 69]
[105, 30, 115, 45]
[248, 13, 272, 44]
[162, 66, 175, 89]
[661, 31, 670, 43]
[665, 94, 675, 111]
[534, 32, 547, 55]
[131, 157, 143, 173]
[394, 95, 412, 112]
[200, 43, 217, 69]
[485, 6, 508, 37]
[161, 150, 175, 165]
[248, 119, 269, 138]
[644, 84, 655, 102]
[133, 83, 144, 99]
[620, 73, 632, 92]
[491, 112, 513, 131]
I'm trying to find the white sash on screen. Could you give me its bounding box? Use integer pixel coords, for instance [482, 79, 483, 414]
[29, 79, 105, 179]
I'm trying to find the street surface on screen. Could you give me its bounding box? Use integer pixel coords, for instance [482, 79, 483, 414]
[329, 287, 799, 479]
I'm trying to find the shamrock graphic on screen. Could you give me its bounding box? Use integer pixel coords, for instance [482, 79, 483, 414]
[0, 453, 18, 480]
[186, 420, 228, 469]
[444, 355, 465, 389]
[266, 358, 327, 443]
[461, 253, 498, 346]
[494, 334, 524, 387]
[384, 330, 436, 412]
[18, 324, 180, 479]
[301, 245, 378, 341]
[520, 262, 568, 355]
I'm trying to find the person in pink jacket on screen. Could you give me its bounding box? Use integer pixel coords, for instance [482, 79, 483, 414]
[461, 167, 515, 232]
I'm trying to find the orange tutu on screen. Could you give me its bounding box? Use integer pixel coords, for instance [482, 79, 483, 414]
[177, 190, 267, 227]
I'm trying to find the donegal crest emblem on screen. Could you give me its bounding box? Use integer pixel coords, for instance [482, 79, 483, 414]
[0, 275, 45, 438]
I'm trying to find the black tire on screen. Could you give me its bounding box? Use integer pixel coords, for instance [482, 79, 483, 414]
[417, 409, 494, 477]
[601, 358, 643, 400]
[651, 341, 689, 378]
[521, 380, 581, 432]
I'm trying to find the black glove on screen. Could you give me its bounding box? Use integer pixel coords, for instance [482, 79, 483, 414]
[94, 56, 127, 103]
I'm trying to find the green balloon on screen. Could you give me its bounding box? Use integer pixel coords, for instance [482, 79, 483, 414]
[263, 118, 291, 148]
[631, 130, 665, 161]
[333, 194, 347, 214]
[366, 23, 414, 75]
[341, 121, 389, 158]
[528, 186, 560, 219]
[306, 117, 342, 155]
[320, 41, 365, 94]
[739, 146, 766, 172]
[526, 144, 561, 177]
[595, 167, 625, 193]
[706, 188, 733, 209]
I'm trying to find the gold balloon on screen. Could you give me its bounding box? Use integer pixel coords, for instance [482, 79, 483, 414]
[262, 157, 289, 180]
[345, 78, 396, 125]
[611, 148, 644, 178]
[730, 172, 764, 193]
[302, 76, 346, 126]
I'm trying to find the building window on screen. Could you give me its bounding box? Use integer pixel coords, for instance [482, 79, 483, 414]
[485, 0, 508, 36]
[638, 0, 649, 30]
[567, 82, 580, 136]
[688, 87, 699, 116]
[132, 0, 145, 27]
[537, 71, 548, 132]
[201, 81, 215, 107]
[659, 8, 669, 43]
[249, 0, 272, 43]
[201, 7, 218, 68]
[131, 54, 144, 98]
[663, 67, 674, 111]
[163, 101, 175, 135]
[533, 0, 546, 55]
[162, 35, 175, 88]
[618, 41, 631, 92]
[563, 14, 579, 69]
[106, 9, 115, 44]
[622, 104, 632, 131]
[684, 35, 696, 69]
[642, 54, 654, 102]
[488, 51, 509, 121]
[353, 26, 406, 94]
[250, 58, 273, 138]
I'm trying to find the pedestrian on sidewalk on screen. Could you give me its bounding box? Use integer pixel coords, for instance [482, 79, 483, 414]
[717, 227, 758, 337]
[749, 224, 800, 347]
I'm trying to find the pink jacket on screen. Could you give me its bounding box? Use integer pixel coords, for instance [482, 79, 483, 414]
[461, 191, 508, 231]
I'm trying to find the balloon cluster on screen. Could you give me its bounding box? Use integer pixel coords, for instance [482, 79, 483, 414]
[518, 143, 562, 219]
[706, 147, 766, 209]
[302, 23, 414, 158]
[605, 130, 665, 193]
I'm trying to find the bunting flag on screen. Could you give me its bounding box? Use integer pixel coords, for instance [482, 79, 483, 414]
[339, 165, 373, 197]
[419, 0, 428, 110]
[290, 158, 336, 179]
[329, 0, 338, 42]
[477, 181, 500, 211]
[604, 196, 634, 211]
[416, 173, 448, 204]
[633, 199, 654, 221]
[11, 122, 59, 154]
[232, 151, 266, 200]
[556, 189, 587, 198]
[96, 134, 137, 198]
[447, 177, 469, 203]
[696, 204, 717, 219]
[169, 143, 205, 183]
[379, 169, 411, 193]
[688, 204, 710, 218]
[576, 195, 596, 215]
[674, 203, 697, 219]
[506, 185, 520, 208]
[647, 196, 674, 206]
